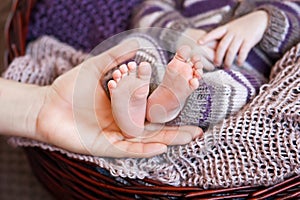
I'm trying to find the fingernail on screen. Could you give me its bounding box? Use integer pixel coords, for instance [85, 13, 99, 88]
[194, 129, 203, 139]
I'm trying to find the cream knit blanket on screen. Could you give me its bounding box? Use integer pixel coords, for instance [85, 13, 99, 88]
[3, 36, 300, 188]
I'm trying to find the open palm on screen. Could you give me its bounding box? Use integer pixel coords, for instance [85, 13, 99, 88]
[36, 39, 202, 158]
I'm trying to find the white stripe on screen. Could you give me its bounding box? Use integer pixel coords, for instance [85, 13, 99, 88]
[218, 70, 249, 111]
[184, 0, 207, 8]
[204, 70, 249, 114]
[189, 6, 231, 27]
[285, 2, 300, 16]
[136, 12, 165, 28]
[193, 14, 223, 27]
[230, 69, 257, 98]
[135, 0, 175, 28]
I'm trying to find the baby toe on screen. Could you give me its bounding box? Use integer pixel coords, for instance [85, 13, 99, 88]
[138, 62, 152, 80]
[176, 45, 192, 62]
[112, 70, 122, 82]
[189, 78, 200, 90]
[127, 61, 137, 73]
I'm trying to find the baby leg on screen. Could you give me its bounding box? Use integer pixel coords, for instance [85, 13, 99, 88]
[147, 46, 200, 123]
[108, 62, 152, 138]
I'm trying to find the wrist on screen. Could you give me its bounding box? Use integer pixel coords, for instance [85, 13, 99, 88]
[26, 86, 49, 141]
[0, 79, 48, 140]
[254, 10, 269, 33]
[257, 6, 286, 55]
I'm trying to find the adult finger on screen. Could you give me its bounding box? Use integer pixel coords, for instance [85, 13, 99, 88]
[127, 124, 203, 145]
[215, 33, 233, 66]
[237, 41, 252, 66]
[198, 26, 227, 45]
[108, 140, 167, 158]
[224, 37, 243, 68]
[83, 130, 167, 158]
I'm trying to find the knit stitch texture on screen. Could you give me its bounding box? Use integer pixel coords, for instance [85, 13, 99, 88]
[3, 36, 300, 188]
[28, 0, 142, 52]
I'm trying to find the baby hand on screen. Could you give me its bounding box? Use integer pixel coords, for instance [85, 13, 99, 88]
[178, 28, 217, 70]
[198, 10, 268, 68]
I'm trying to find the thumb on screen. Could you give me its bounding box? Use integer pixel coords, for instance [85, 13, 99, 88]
[127, 124, 203, 145]
[89, 130, 168, 158]
[87, 39, 140, 76]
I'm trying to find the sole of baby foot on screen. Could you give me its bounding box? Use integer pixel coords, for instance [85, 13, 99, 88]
[147, 45, 199, 123]
[108, 61, 152, 138]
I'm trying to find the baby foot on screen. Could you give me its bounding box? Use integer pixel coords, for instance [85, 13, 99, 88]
[108, 62, 152, 138]
[147, 45, 200, 123]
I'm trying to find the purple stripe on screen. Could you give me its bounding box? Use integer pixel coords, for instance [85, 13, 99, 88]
[194, 23, 220, 31]
[280, 15, 298, 53]
[198, 84, 212, 128]
[151, 12, 177, 27]
[139, 6, 163, 18]
[241, 70, 262, 93]
[224, 70, 251, 102]
[246, 50, 271, 77]
[257, 2, 300, 54]
[182, 0, 235, 17]
[256, 1, 300, 16]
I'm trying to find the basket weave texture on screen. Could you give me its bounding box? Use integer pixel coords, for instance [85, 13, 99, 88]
[4, 0, 300, 199]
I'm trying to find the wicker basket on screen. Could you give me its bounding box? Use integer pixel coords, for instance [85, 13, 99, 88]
[5, 0, 300, 199]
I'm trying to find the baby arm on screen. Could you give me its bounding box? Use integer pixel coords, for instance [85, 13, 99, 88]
[199, 0, 300, 68]
[255, 1, 300, 57]
[131, 0, 219, 71]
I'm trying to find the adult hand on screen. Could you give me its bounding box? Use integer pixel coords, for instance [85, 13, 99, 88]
[35, 39, 202, 158]
[198, 10, 268, 68]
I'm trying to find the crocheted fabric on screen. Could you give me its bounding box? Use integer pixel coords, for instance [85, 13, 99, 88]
[3, 36, 300, 188]
[28, 0, 142, 52]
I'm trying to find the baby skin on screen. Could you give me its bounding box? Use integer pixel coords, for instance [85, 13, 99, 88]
[108, 62, 152, 138]
[147, 45, 200, 123]
[108, 46, 200, 138]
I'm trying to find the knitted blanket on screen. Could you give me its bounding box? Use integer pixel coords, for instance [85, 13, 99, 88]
[3, 36, 300, 188]
[28, 0, 142, 52]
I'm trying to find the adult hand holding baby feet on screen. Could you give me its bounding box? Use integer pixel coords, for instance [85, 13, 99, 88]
[107, 48, 203, 142]
[33, 40, 203, 158]
[147, 45, 201, 123]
